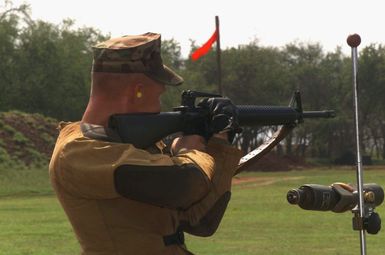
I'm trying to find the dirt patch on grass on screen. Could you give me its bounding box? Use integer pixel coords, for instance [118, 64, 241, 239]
[241, 152, 311, 172]
[232, 176, 304, 186]
[0, 111, 58, 165]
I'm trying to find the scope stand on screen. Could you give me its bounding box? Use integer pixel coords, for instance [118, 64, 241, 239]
[352, 199, 382, 235]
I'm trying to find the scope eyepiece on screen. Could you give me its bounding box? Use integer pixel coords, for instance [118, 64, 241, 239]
[287, 189, 301, 205]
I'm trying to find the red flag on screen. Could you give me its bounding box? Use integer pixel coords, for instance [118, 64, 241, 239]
[191, 29, 218, 61]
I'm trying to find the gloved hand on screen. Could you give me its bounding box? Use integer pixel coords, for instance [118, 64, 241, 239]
[197, 97, 242, 142]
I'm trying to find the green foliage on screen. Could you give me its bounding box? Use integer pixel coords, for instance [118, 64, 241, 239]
[161, 38, 183, 70]
[2, 123, 15, 134]
[25, 147, 48, 166]
[0, 110, 58, 167]
[0, 2, 108, 121]
[40, 132, 55, 144]
[13, 19, 108, 121]
[13, 131, 29, 145]
[0, 146, 11, 163]
[160, 38, 185, 110]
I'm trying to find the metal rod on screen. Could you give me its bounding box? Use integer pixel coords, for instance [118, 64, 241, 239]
[347, 33, 366, 255]
[215, 16, 223, 95]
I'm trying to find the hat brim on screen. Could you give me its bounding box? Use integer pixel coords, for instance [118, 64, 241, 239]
[145, 65, 183, 86]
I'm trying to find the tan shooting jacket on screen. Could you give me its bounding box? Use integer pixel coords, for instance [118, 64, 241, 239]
[49, 122, 242, 255]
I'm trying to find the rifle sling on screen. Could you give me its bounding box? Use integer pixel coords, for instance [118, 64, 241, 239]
[235, 124, 295, 175]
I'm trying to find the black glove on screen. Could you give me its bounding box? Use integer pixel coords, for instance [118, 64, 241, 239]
[197, 97, 242, 142]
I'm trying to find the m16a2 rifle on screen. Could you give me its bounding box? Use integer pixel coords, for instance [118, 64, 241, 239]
[108, 89, 335, 173]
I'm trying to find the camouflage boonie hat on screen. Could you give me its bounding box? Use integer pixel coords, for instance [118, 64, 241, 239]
[92, 32, 183, 86]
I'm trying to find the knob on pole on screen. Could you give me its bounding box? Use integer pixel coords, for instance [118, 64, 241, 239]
[347, 34, 361, 48]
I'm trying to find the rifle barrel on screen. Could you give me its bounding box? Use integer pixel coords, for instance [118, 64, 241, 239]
[303, 110, 336, 118]
[237, 105, 335, 126]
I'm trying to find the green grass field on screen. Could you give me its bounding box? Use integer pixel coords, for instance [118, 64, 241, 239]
[1, 165, 384, 255]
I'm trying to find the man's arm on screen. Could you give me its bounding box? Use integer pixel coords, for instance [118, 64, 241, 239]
[56, 132, 216, 209]
[114, 134, 229, 210]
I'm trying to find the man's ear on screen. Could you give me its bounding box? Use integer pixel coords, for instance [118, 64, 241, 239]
[132, 83, 144, 102]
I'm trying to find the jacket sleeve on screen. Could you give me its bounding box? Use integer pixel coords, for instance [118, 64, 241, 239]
[113, 158, 211, 209]
[55, 137, 217, 210]
[178, 137, 243, 234]
[180, 191, 231, 237]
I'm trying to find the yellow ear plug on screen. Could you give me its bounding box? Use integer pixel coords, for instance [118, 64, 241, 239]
[136, 91, 142, 98]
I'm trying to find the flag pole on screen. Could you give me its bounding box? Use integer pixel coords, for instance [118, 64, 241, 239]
[215, 16, 223, 95]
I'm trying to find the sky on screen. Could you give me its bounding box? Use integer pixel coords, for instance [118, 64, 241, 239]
[9, 0, 385, 57]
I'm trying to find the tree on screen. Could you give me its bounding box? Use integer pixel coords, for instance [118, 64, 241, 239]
[159, 38, 184, 111]
[358, 45, 385, 158]
[0, 0, 30, 110]
[13, 19, 107, 120]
